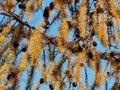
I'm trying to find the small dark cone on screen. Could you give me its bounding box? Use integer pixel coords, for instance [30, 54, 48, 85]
[107, 72, 110, 76]
[97, 7, 104, 13]
[39, 78, 44, 84]
[93, 41, 97, 47]
[0, 29, 2, 33]
[88, 52, 93, 59]
[10, 72, 16, 77]
[18, 4, 26, 9]
[110, 52, 114, 57]
[72, 82, 77, 87]
[13, 42, 19, 48]
[75, 0, 79, 3]
[49, 2, 54, 10]
[7, 74, 11, 80]
[80, 63, 84, 67]
[78, 46, 83, 52]
[67, 21, 72, 29]
[43, 7, 49, 20]
[76, 33, 80, 38]
[21, 47, 27, 52]
[49, 84, 54, 90]
[7, 72, 16, 80]
[76, 28, 80, 38]
[91, 32, 95, 36]
[82, 44, 85, 48]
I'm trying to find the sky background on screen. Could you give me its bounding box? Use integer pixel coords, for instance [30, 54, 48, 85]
[27, 0, 115, 90]
[0, 0, 117, 90]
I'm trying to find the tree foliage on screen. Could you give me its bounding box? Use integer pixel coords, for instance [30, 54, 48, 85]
[0, 0, 120, 90]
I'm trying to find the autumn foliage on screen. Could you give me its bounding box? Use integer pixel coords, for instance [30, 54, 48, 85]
[0, 0, 120, 90]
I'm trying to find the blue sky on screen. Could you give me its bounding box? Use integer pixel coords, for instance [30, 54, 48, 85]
[24, 0, 115, 90]
[0, 0, 118, 90]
